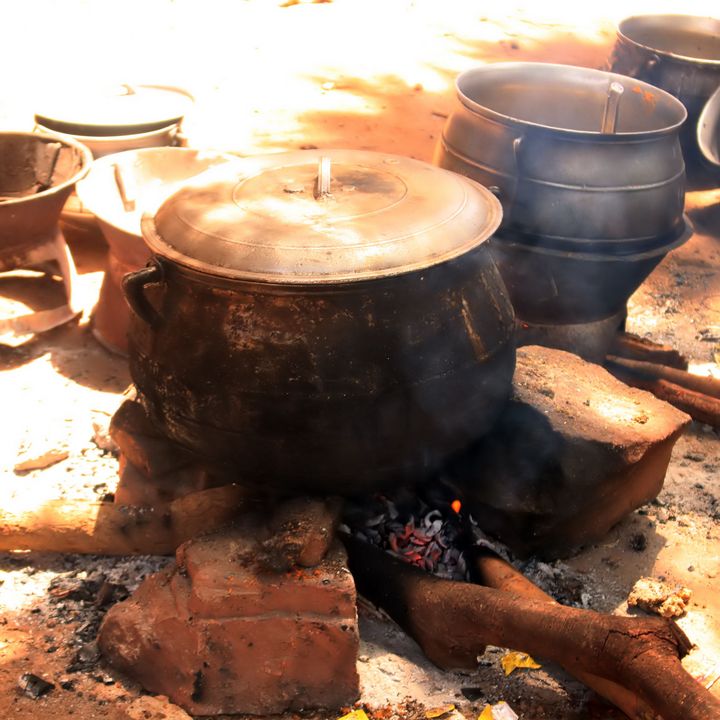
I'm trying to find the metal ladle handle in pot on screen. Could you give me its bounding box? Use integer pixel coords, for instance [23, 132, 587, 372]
[314, 156, 332, 200]
[601, 81, 624, 134]
[122, 260, 164, 327]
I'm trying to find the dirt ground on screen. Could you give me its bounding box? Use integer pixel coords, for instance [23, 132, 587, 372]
[1, 1, 720, 718]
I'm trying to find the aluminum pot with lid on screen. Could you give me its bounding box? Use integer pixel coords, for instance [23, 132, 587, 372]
[35, 83, 194, 158]
[123, 150, 516, 495]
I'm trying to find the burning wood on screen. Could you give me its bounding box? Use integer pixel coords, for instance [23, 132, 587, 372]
[343, 492, 468, 580]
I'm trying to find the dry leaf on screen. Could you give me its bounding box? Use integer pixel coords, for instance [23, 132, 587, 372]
[426, 705, 455, 719]
[500, 651, 541, 676]
[337, 710, 370, 720]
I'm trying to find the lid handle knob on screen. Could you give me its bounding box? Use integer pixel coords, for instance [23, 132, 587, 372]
[314, 156, 332, 200]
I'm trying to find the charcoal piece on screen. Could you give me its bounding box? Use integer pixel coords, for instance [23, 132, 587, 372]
[18, 673, 55, 698]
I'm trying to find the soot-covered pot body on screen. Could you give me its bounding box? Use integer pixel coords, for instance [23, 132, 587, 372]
[123, 150, 516, 495]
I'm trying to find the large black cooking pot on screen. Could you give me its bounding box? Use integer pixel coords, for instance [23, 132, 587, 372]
[122, 150, 516, 495]
[610, 14, 720, 171]
[435, 63, 687, 251]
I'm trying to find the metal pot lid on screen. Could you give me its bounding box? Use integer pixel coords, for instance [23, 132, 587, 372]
[35, 84, 193, 136]
[143, 149, 503, 284]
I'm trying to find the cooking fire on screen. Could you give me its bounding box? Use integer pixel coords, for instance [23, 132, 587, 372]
[2, 3, 720, 720]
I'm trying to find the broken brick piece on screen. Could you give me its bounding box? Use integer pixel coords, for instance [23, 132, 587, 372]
[110, 400, 198, 479]
[450, 346, 691, 558]
[99, 520, 359, 715]
[259, 495, 343, 570]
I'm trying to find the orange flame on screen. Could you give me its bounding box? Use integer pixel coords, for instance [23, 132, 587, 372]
[451, 499, 462, 514]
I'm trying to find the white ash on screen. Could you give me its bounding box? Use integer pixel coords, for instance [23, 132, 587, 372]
[518, 559, 591, 608]
[0, 552, 170, 671]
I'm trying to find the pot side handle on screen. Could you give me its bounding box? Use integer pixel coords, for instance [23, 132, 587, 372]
[489, 136, 524, 216]
[122, 260, 164, 328]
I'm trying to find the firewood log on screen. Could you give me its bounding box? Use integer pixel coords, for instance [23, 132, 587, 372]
[343, 535, 720, 720]
[472, 547, 657, 720]
[607, 355, 720, 400]
[606, 361, 720, 427]
[610, 332, 688, 370]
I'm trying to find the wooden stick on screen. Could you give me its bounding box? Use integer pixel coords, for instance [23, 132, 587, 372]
[610, 332, 688, 370]
[472, 547, 659, 720]
[344, 536, 720, 720]
[0, 485, 248, 555]
[607, 362, 720, 427]
[607, 355, 720, 400]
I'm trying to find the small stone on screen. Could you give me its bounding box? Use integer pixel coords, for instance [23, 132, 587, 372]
[92, 419, 118, 454]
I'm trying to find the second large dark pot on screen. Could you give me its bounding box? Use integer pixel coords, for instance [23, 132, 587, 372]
[610, 14, 720, 170]
[435, 62, 687, 249]
[123, 150, 516, 495]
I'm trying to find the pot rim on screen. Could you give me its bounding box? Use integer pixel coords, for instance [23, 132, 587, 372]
[0, 130, 93, 205]
[34, 121, 179, 144]
[142, 227, 506, 290]
[76, 147, 235, 237]
[617, 14, 720, 68]
[455, 62, 687, 137]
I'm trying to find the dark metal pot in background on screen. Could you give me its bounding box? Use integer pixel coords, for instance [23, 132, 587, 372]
[123, 150, 516, 495]
[491, 223, 693, 325]
[610, 14, 720, 176]
[434, 62, 691, 358]
[435, 62, 687, 249]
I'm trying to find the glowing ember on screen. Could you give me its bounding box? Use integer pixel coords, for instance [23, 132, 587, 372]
[343, 493, 468, 581]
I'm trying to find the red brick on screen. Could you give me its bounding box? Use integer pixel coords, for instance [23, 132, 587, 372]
[452, 345, 691, 557]
[99, 524, 359, 715]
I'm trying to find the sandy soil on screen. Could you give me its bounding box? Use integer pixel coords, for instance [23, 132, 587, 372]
[1, 1, 720, 718]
